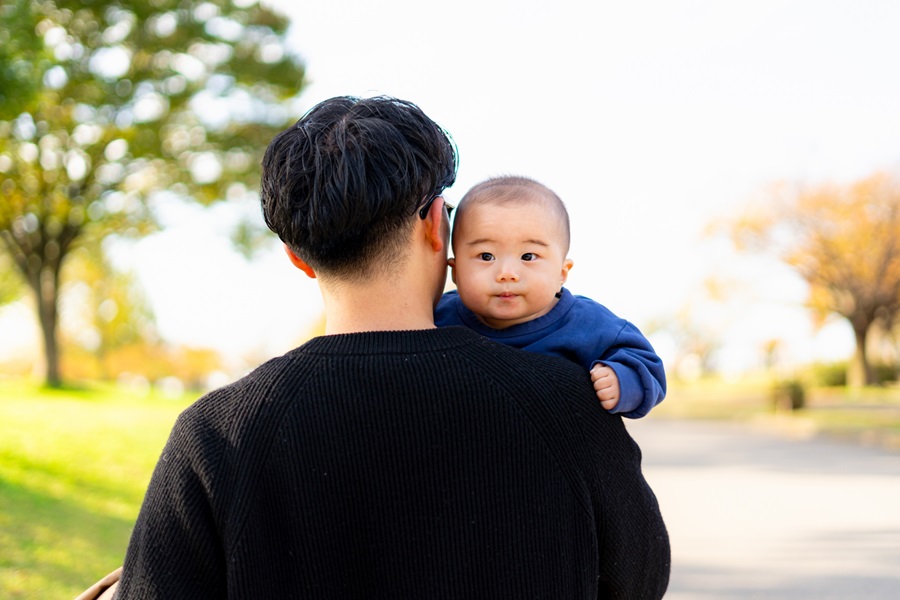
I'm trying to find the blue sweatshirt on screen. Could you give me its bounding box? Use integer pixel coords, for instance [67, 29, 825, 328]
[435, 288, 666, 418]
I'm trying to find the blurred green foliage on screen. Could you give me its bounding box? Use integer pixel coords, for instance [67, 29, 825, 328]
[0, 0, 306, 386]
[807, 361, 849, 387]
[0, 252, 24, 306]
[804, 360, 900, 388]
[60, 242, 158, 378]
[770, 378, 806, 411]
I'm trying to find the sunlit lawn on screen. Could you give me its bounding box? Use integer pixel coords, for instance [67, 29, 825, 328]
[658, 378, 900, 449]
[0, 380, 191, 599]
[2, 376, 900, 598]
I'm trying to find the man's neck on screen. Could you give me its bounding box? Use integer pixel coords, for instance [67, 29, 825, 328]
[319, 274, 439, 335]
[311, 207, 449, 335]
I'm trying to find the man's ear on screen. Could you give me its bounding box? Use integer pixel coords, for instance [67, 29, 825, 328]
[424, 197, 446, 252]
[283, 244, 316, 279]
[448, 257, 457, 285]
[560, 258, 574, 285]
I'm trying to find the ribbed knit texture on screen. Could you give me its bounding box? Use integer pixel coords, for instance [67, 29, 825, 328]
[116, 327, 669, 599]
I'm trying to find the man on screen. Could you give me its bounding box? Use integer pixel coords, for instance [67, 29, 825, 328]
[111, 95, 669, 598]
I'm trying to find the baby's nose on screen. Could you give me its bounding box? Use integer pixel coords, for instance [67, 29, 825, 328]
[497, 264, 519, 282]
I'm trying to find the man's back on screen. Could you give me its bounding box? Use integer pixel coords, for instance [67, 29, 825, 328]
[118, 327, 669, 599]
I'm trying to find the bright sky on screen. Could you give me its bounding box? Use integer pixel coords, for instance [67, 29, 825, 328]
[5, 0, 900, 376]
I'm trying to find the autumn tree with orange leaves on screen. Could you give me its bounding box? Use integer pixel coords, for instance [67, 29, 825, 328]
[731, 172, 900, 387]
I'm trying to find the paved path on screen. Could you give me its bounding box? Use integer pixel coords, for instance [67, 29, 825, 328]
[625, 418, 900, 599]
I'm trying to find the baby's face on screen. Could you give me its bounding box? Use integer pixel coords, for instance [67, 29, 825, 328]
[450, 200, 573, 329]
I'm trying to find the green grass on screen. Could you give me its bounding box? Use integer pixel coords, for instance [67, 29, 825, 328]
[656, 378, 900, 449]
[654, 378, 776, 420]
[0, 380, 192, 599]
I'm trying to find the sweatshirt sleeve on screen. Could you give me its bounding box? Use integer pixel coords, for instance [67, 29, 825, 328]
[574, 389, 671, 598]
[593, 321, 667, 419]
[434, 290, 464, 327]
[115, 409, 228, 599]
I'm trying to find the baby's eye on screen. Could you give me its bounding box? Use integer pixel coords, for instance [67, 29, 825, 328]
[521, 253, 537, 261]
[479, 252, 494, 261]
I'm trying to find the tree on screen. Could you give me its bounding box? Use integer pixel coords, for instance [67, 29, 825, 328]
[0, 252, 24, 306]
[60, 241, 157, 379]
[731, 173, 900, 387]
[645, 278, 725, 381]
[0, 0, 305, 386]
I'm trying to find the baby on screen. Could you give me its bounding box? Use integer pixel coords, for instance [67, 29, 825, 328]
[434, 176, 666, 418]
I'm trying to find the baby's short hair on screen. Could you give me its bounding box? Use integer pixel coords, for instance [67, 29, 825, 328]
[456, 175, 571, 252]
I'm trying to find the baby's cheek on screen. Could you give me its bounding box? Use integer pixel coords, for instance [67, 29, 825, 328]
[453, 268, 479, 294]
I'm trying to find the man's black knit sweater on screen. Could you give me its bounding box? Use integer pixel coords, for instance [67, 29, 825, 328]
[117, 327, 669, 598]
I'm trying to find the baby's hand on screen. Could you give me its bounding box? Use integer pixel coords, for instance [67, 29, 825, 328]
[590, 364, 620, 411]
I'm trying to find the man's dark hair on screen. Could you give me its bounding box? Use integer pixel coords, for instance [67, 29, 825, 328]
[260, 95, 458, 278]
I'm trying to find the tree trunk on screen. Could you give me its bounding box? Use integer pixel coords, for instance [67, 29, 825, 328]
[848, 325, 873, 388]
[37, 266, 62, 388]
[1, 225, 74, 389]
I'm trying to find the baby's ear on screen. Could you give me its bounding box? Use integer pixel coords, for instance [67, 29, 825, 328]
[447, 256, 456, 285]
[448, 257, 457, 285]
[560, 258, 574, 284]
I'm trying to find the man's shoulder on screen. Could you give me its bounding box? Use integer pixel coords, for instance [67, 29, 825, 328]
[458, 334, 628, 506]
[455, 334, 605, 430]
[459, 329, 589, 379]
[176, 351, 301, 433]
